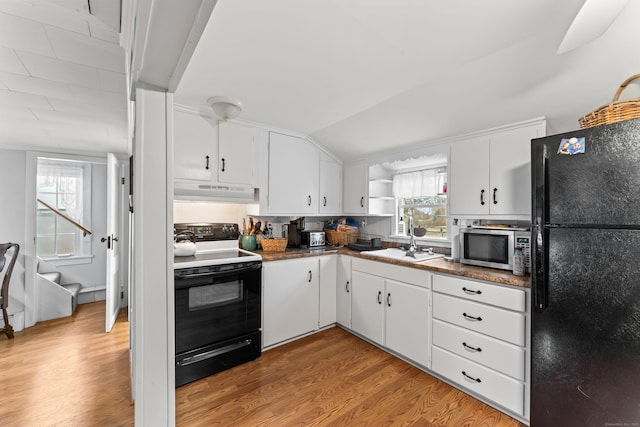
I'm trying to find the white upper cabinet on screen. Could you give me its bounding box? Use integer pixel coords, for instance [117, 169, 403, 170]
[173, 108, 216, 183]
[319, 153, 342, 215]
[268, 132, 319, 215]
[343, 161, 368, 215]
[449, 119, 545, 218]
[218, 121, 258, 186]
[173, 108, 258, 189]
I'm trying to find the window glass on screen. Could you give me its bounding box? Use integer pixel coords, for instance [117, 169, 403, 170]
[394, 167, 447, 239]
[36, 159, 91, 257]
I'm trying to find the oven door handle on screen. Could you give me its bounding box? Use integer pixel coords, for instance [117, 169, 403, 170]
[176, 339, 253, 367]
[175, 262, 262, 280]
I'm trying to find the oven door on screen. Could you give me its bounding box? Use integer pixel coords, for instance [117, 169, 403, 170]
[174, 261, 261, 355]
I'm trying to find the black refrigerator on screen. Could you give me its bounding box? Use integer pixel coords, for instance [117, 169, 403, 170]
[531, 118, 640, 426]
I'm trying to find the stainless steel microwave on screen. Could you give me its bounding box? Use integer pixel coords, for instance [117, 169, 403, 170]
[460, 227, 530, 272]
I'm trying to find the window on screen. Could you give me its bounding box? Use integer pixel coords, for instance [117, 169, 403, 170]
[36, 159, 92, 258]
[393, 168, 447, 239]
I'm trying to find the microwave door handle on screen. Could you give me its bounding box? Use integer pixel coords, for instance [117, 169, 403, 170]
[532, 142, 549, 311]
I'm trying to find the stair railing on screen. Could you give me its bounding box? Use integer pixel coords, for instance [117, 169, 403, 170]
[36, 198, 92, 237]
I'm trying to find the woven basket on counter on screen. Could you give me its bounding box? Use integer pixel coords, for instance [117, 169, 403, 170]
[579, 74, 640, 129]
[325, 229, 358, 246]
[261, 238, 287, 252]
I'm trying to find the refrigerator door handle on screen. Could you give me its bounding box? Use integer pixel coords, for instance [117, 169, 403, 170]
[532, 143, 549, 311]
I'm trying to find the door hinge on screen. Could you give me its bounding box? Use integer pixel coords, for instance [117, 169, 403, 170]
[121, 177, 125, 185]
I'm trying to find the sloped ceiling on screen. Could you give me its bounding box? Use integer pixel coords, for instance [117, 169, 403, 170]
[0, 0, 127, 154]
[175, 0, 640, 160]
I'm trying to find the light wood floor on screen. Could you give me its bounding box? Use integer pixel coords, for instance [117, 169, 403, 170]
[1, 304, 524, 426]
[0, 302, 134, 426]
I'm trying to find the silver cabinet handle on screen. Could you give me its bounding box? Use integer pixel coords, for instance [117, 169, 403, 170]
[221, 158, 226, 172]
[323, 196, 327, 207]
[386, 292, 391, 307]
[205, 155, 210, 170]
[493, 187, 498, 205]
[462, 287, 482, 295]
[480, 189, 485, 205]
[308, 195, 312, 206]
[360, 196, 364, 207]
[308, 270, 312, 282]
[346, 281, 350, 293]
[377, 291, 382, 304]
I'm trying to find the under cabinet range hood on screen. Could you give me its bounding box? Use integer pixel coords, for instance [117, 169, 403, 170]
[174, 182, 256, 202]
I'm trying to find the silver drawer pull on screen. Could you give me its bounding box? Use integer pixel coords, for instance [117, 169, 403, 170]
[462, 342, 482, 352]
[463, 312, 483, 321]
[177, 339, 252, 366]
[462, 287, 482, 295]
[462, 371, 482, 383]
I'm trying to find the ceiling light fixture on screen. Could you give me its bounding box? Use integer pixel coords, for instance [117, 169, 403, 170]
[207, 96, 244, 121]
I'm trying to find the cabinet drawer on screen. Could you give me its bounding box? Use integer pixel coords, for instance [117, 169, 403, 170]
[433, 274, 526, 312]
[432, 346, 524, 416]
[432, 319, 525, 381]
[432, 293, 525, 346]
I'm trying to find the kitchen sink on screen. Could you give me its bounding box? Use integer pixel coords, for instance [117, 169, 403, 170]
[360, 248, 444, 263]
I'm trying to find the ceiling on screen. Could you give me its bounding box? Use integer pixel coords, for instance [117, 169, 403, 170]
[175, 0, 640, 161]
[1, 1, 639, 161]
[0, 0, 127, 155]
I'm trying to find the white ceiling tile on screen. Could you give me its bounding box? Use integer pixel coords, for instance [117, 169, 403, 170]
[47, 98, 126, 121]
[0, 12, 55, 57]
[89, 20, 120, 44]
[31, 107, 126, 128]
[0, 90, 52, 109]
[70, 85, 127, 110]
[0, 71, 76, 100]
[0, 105, 37, 119]
[98, 69, 126, 93]
[0, 0, 90, 36]
[17, 51, 101, 89]
[45, 25, 124, 72]
[0, 47, 29, 75]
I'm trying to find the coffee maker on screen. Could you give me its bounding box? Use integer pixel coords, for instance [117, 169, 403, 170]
[287, 217, 305, 247]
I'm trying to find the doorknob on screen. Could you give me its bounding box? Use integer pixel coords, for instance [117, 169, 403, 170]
[101, 236, 112, 249]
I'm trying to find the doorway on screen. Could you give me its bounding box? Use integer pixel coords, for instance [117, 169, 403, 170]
[24, 152, 129, 331]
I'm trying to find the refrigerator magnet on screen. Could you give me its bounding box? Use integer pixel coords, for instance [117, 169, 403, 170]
[557, 137, 585, 155]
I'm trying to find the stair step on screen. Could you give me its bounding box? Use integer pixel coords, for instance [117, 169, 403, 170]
[40, 272, 61, 284]
[62, 283, 81, 313]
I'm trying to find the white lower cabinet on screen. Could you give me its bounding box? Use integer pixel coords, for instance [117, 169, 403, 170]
[336, 255, 352, 328]
[319, 255, 337, 328]
[431, 273, 529, 420]
[351, 258, 430, 367]
[263, 257, 320, 348]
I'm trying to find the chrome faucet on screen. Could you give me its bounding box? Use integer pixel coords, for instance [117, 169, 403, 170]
[406, 216, 417, 258]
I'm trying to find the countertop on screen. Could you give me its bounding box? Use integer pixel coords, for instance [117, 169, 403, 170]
[252, 247, 530, 289]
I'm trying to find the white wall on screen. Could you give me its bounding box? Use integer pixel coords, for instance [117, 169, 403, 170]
[0, 149, 26, 330]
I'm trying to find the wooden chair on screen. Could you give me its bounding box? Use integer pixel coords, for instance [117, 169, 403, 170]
[0, 243, 19, 339]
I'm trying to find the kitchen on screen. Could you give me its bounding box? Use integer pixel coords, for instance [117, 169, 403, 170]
[1, 0, 640, 426]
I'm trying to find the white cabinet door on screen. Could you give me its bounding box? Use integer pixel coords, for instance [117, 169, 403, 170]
[319, 155, 342, 215]
[343, 161, 368, 214]
[173, 109, 216, 182]
[336, 255, 351, 328]
[218, 122, 256, 186]
[319, 255, 337, 328]
[351, 270, 384, 345]
[268, 132, 319, 214]
[263, 258, 319, 347]
[449, 136, 490, 215]
[489, 126, 538, 216]
[385, 279, 430, 367]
